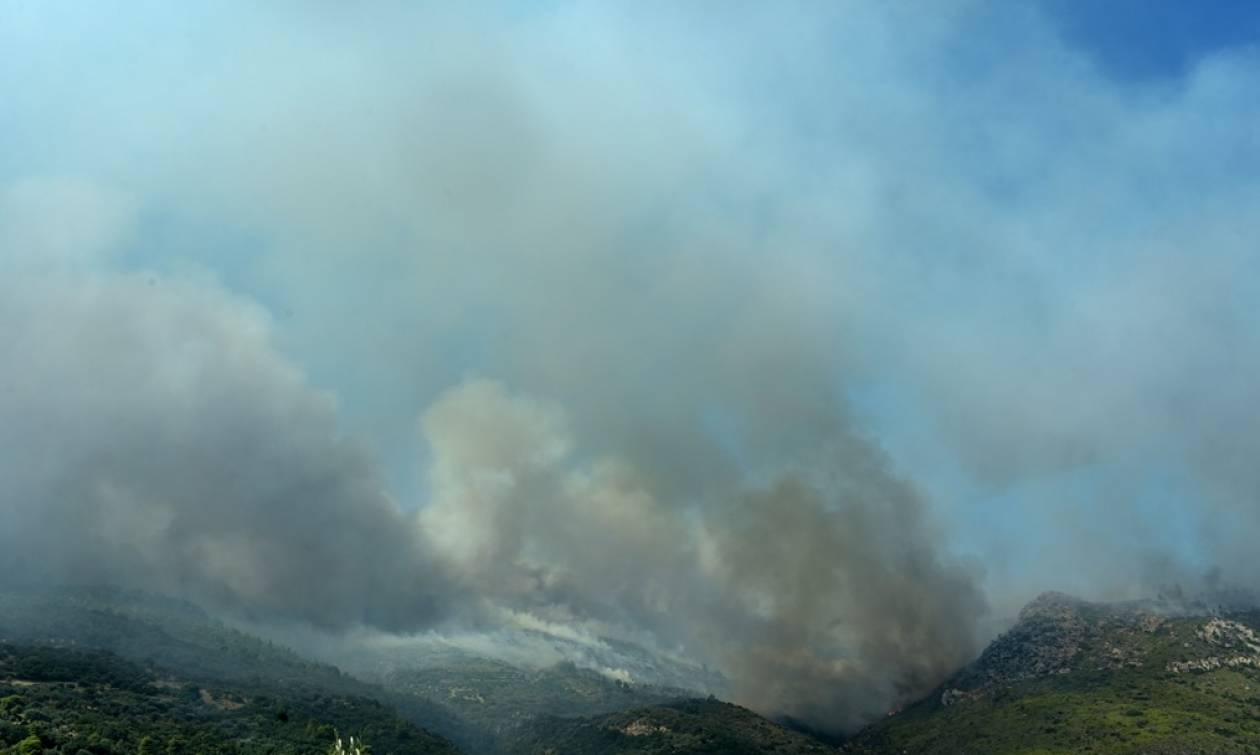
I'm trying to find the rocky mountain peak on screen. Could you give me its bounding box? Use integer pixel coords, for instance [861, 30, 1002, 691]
[1016, 591, 1088, 623]
[853, 594, 1260, 753]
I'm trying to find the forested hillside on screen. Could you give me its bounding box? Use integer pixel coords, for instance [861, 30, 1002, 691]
[0, 588, 459, 754]
[0, 642, 457, 754]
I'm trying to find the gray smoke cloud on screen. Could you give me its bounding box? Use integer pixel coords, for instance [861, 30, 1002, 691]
[0, 214, 450, 630]
[415, 379, 984, 729]
[0, 182, 982, 731]
[3, 0, 1260, 735]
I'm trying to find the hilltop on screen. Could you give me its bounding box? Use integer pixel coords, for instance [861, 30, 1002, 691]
[848, 591, 1260, 754]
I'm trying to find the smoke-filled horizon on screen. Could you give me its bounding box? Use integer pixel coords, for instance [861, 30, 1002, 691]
[3, 1, 1260, 734]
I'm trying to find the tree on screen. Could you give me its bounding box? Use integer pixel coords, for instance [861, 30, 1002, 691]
[14, 734, 43, 755]
[328, 733, 371, 755]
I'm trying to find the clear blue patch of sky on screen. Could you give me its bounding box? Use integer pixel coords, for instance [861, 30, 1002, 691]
[1038, 0, 1260, 80]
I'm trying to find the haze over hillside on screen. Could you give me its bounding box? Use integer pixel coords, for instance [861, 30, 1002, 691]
[3, 0, 1260, 742]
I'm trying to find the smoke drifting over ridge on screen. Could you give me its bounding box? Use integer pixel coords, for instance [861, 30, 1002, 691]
[0, 189, 980, 730]
[3, 0, 1260, 733]
[417, 380, 984, 728]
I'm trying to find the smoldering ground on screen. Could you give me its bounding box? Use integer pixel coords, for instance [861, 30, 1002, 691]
[4, 0, 1260, 735]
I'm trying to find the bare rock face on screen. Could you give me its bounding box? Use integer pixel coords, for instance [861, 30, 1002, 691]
[1198, 617, 1260, 652]
[959, 592, 1092, 689]
[620, 719, 670, 737]
[937, 593, 1092, 706]
[1166, 618, 1260, 674]
[1016, 591, 1088, 624]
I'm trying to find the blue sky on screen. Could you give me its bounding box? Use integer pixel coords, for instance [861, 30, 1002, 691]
[2, 3, 1260, 706]
[1042, 0, 1260, 80]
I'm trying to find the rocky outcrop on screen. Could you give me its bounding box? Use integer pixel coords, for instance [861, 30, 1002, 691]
[1166, 618, 1260, 674]
[1198, 617, 1260, 652]
[937, 592, 1259, 706]
[948, 592, 1092, 695]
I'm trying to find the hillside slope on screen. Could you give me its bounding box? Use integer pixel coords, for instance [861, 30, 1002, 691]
[848, 592, 1260, 754]
[508, 698, 837, 754]
[0, 588, 801, 754]
[0, 587, 460, 754]
[0, 641, 459, 754]
[380, 658, 693, 752]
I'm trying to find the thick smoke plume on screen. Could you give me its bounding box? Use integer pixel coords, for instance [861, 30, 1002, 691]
[4, 0, 1260, 735]
[418, 380, 984, 729]
[0, 210, 982, 731]
[0, 255, 449, 630]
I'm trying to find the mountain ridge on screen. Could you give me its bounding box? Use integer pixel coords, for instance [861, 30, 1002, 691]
[847, 590, 1260, 753]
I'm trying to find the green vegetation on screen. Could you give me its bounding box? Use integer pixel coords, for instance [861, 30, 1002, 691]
[0, 588, 458, 754]
[381, 657, 692, 752]
[0, 588, 353, 689]
[849, 594, 1260, 754]
[0, 587, 828, 753]
[851, 667, 1260, 754]
[508, 698, 835, 754]
[0, 588, 715, 753]
[0, 642, 455, 754]
[17, 586, 1258, 754]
